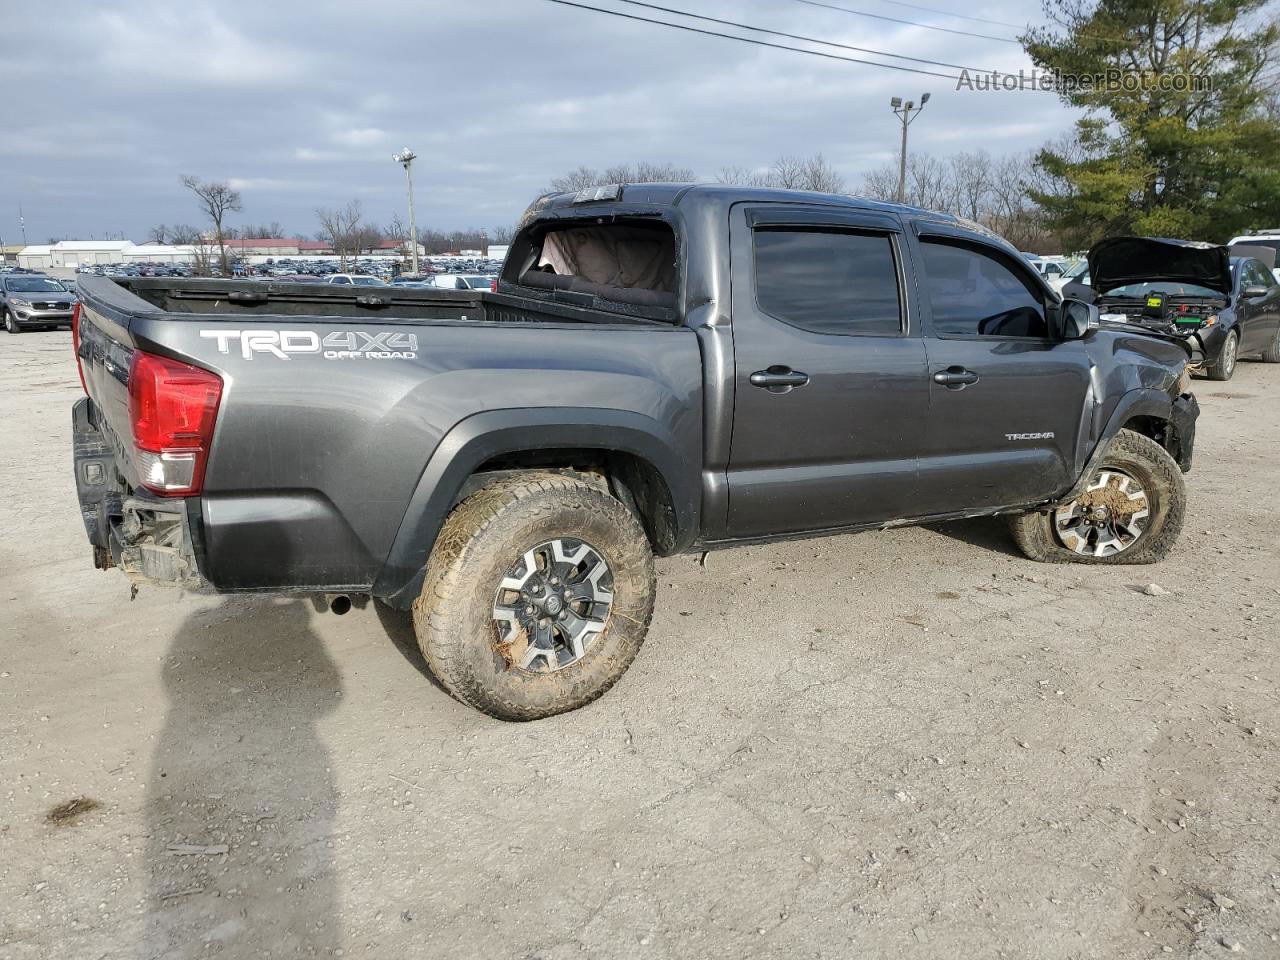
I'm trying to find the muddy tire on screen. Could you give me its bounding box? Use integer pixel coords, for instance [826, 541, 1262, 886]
[1206, 329, 1239, 381]
[1008, 429, 1185, 565]
[1261, 324, 1280, 364]
[412, 472, 655, 721]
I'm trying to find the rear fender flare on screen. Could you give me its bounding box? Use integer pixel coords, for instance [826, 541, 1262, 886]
[374, 407, 697, 608]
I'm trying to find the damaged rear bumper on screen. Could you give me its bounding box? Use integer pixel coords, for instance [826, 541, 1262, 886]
[73, 397, 208, 589]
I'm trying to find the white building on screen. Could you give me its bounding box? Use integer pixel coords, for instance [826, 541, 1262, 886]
[47, 240, 134, 268]
[16, 245, 54, 270]
[121, 244, 200, 264]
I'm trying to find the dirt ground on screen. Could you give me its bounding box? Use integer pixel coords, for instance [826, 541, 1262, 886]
[1, 330, 1277, 960]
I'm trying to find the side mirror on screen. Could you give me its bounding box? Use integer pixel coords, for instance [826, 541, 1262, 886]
[1059, 298, 1099, 340]
[1243, 284, 1268, 299]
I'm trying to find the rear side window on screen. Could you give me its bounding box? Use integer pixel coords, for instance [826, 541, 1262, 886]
[919, 238, 1047, 338]
[753, 228, 901, 335]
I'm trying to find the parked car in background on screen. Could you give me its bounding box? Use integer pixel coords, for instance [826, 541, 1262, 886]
[1088, 236, 1280, 380]
[1029, 258, 1071, 284]
[430, 274, 496, 290]
[1228, 230, 1280, 281]
[2, 274, 77, 333]
[1051, 259, 1090, 295]
[326, 274, 387, 286]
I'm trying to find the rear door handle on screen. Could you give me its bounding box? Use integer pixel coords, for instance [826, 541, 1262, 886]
[933, 367, 980, 387]
[750, 366, 810, 393]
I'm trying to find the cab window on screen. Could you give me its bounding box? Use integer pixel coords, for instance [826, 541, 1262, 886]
[919, 238, 1047, 338]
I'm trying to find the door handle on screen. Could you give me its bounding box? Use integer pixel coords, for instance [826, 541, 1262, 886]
[933, 367, 980, 388]
[750, 366, 810, 393]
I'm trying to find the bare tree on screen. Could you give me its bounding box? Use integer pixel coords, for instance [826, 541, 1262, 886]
[548, 161, 695, 193]
[717, 154, 844, 192]
[180, 176, 243, 275]
[147, 224, 170, 245]
[315, 200, 364, 268]
[798, 153, 844, 193]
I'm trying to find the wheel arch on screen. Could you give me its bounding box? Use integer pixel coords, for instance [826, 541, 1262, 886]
[1064, 388, 1182, 503]
[373, 407, 699, 609]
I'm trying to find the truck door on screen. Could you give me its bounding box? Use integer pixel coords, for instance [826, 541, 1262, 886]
[909, 228, 1091, 514]
[725, 204, 929, 537]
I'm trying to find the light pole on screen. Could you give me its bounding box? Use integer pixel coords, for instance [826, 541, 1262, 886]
[890, 93, 930, 205]
[392, 148, 420, 276]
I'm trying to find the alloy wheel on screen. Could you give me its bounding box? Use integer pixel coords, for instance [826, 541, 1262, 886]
[492, 538, 614, 671]
[1221, 331, 1238, 378]
[1053, 468, 1151, 557]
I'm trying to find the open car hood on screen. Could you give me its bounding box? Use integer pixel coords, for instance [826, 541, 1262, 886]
[1088, 236, 1231, 297]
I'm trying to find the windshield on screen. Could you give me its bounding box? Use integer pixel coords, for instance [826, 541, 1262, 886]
[352, 276, 386, 286]
[1102, 281, 1223, 299]
[6, 278, 66, 293]
[462, 276, 492, 288]
[1062, 260, 1088, 279]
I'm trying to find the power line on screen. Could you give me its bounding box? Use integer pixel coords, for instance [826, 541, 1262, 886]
[541, 0, 965, 79]
[612, 0, 995, 73]
[870, 0, 1025, 31]
[785, 0, 1022, 44]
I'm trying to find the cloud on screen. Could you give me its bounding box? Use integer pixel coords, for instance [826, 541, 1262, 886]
[0, 0, 1079, 241]
[332, 128, 388, 147]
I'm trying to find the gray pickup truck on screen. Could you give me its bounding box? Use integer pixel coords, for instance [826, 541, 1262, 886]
[72, 183, 1199, 720]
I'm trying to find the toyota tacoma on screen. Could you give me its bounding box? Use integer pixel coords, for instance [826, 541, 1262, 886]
[71, 184, 1200, 720]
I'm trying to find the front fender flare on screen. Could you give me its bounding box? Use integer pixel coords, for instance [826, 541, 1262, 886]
[373, 407, 698, 608]
[1061, 387, 1184, 503]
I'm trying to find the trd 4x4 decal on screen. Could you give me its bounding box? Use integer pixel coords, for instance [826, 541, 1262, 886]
[199, 329, 418, 360]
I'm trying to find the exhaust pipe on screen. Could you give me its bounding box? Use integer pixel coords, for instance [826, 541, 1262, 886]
[326, 593, 352, 616]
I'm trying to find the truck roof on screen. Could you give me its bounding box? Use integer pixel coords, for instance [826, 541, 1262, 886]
[526, 182, 967, 228]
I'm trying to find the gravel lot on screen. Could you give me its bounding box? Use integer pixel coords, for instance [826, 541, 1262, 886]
[2, 331, 1277, 959]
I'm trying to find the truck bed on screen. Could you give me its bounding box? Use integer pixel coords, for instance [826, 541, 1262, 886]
[113, 276, 678, 326]
[72, 275, 703, 600]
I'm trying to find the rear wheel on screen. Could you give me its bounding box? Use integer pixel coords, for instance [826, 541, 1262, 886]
[412, 472, 655, 720]
[1261, 324, 1280, 364]
[1009, 429, 1185, 565]
[1206, 329, 1239, 380]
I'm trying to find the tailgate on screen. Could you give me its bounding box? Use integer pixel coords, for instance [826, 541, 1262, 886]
[76, 279, 146, 488]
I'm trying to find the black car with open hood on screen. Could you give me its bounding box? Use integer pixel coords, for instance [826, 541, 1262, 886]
[1088, 237, 1231, 297]
[1086, 236, 1280, 380]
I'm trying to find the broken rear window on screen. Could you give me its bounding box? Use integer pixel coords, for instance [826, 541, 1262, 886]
[517, 220, 677, 309]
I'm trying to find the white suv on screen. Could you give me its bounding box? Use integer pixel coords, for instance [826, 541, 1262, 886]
[1228, 232, 1280, 281]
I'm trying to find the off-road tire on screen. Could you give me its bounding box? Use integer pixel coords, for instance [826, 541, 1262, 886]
[3, 309, 19, 334]
[412, 472, 655, 721]
[1261, 324, 1280, 364]
[1206, 329, 1239, 381]
[1008, 429, 1185, 565]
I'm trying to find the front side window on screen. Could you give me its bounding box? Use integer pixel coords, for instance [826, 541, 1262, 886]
[753, 228, 901, 336]
[919, 238, 1047, 338]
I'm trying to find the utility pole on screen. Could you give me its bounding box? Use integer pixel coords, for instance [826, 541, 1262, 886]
[392, 148, 420, 276]
[18, 204, 28, 245]
[890, 93, 930, 204]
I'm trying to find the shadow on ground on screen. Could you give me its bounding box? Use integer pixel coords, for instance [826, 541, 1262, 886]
[143, 597, 342, 958]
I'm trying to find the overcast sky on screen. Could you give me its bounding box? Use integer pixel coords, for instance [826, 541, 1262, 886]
[0, 0, 1078, 244]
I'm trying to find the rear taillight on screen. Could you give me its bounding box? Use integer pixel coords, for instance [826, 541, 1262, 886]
[490, 278, 498, 292]
[128, 351, 223, 496]
[71, 303, 87, 394]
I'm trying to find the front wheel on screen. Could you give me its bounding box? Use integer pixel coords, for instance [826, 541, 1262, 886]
[1008, 429, 1185, 565]
[3, 309, 19, 334]
[413, 472, 655, 720]
[1206, 329, 1239, 380]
